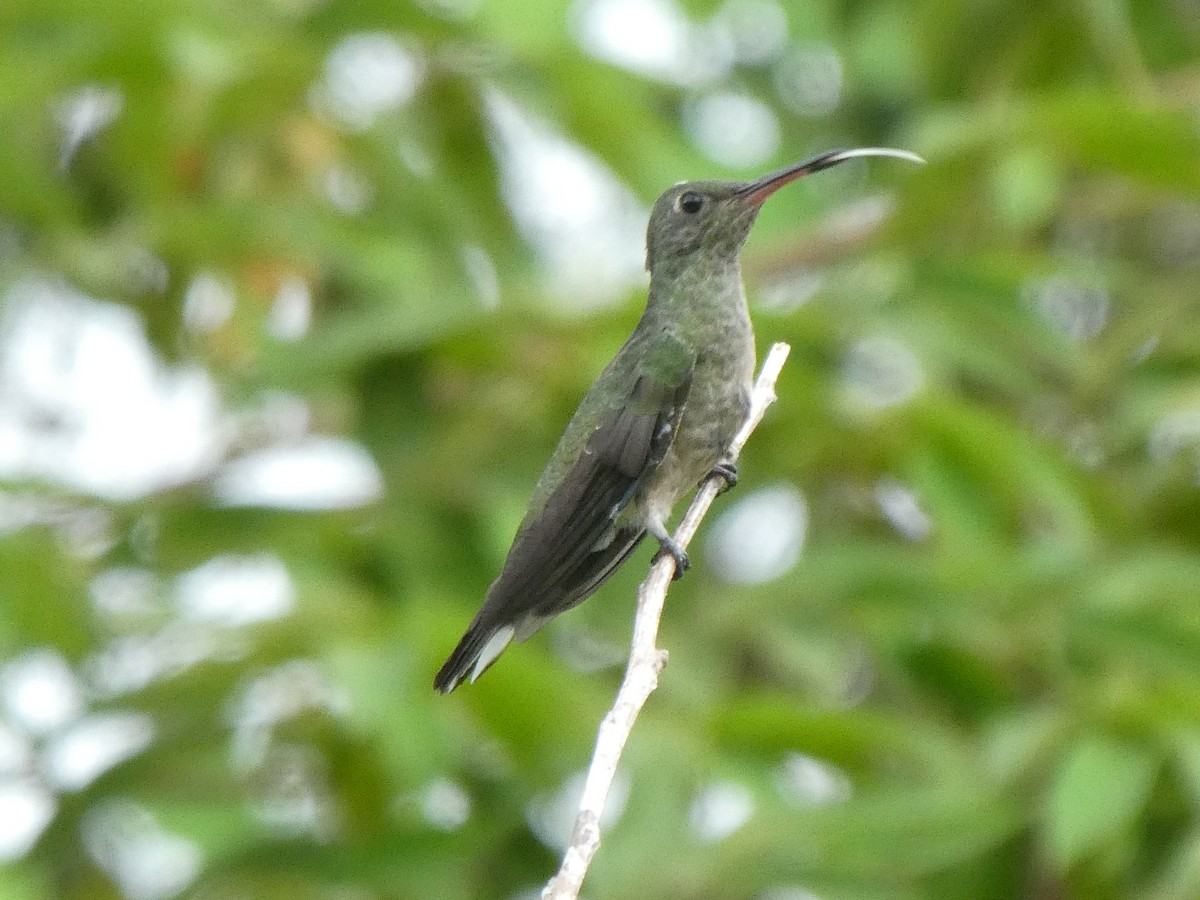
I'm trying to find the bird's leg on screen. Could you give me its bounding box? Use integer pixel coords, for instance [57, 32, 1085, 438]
[647, 519, 690, 580]
[708, 461, 738, 493]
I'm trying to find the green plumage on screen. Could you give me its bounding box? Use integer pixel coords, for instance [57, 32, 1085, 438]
[435, 147, 923, 692]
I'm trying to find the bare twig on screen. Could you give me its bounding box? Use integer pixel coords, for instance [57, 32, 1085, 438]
[542, 342, 791, 900]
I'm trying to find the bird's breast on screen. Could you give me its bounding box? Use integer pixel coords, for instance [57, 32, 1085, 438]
[641, 321, 755, 519]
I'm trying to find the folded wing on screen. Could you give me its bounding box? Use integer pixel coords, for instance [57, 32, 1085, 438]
[434, 346, 694, 692]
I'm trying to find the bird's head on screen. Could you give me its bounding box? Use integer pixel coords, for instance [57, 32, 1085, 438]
[644, 147, 924, 275]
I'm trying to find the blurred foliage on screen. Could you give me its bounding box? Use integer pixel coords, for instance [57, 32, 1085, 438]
[2, 0, 1200, 898]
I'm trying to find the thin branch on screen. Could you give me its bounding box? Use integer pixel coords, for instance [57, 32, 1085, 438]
[542, 342, 792, 900]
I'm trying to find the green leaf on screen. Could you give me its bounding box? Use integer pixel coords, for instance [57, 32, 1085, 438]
[1044, 736, 1158, 869]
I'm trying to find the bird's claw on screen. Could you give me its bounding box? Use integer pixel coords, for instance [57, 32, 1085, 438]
[709, 462, 738, 493]
[653, 537, 690, 580]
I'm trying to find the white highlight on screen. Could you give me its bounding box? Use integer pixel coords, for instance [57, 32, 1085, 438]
[689, 780, 754, 842]
[572, 0, 732, 85]
[686, 91, 780, 168]
[774, 43, 843, 117]
[228, 660, 348, 772]
[841, 334, 924, 411]
[707, 483, 807, 584]
[182, 271, 235, 333]
[776, 752, 851, 806]
[1150, 409, 1200, 470]
[1, 650, 83, 736]
[56, 83, 123, 168]
[421, 778, 471, 831]
[46, 712, 155, 791]
[315, 33, 424, 131]
[1022, 274, 1110, 342]
[715, 0, 789, 64]
[875, 477, 932, 541]
[83, 800, 202, 900]
[471, 625, 516, 683]
[485, 90, 645, 307]
[176, 554, 295, 626]
[213, 437, 383, 510]
[268, 275, 312, 340]
[0, 779, 56, 861]
[0, 276, 223, 499]
[826, 146, 925, 166]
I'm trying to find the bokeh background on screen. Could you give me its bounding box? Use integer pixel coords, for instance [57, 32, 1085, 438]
[2, 0, 1200, 898]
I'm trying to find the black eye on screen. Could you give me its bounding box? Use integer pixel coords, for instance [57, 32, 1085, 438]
[678, 191, 704, 214]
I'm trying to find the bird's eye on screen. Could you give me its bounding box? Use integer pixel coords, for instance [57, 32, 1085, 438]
[677, 191, 704, 214]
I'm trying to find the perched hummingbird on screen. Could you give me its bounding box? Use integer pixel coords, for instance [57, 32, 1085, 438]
[435, 147, 922, 693]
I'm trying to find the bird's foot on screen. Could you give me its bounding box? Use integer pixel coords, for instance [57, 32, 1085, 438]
[709, 461, 738, 493]
[653, 535, 690, 580]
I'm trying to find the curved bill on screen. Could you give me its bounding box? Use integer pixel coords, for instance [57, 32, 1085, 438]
[733, 147, 925, 206]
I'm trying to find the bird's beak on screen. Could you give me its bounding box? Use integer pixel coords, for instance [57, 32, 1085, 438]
[733, 147, 925, 206]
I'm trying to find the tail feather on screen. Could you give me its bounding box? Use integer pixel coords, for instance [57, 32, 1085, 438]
[433, 621, 515, 693]
[434, 528, 646, 692]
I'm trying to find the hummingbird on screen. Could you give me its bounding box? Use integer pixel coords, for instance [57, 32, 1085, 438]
[434, 147, 923, 693]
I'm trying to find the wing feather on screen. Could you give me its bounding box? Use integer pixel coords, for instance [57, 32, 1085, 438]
[434, 343, 694, 692]
[498, 371, 690, 614]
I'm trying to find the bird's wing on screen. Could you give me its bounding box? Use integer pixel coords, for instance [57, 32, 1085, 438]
[487, 334, 696, 623]
[433, 334, 694, 691]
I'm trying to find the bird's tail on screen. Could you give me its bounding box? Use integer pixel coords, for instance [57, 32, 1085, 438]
[433, 619, 516, 693]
